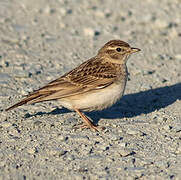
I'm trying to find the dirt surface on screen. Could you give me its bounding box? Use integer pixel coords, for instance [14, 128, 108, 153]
[0, 0, 181, 179]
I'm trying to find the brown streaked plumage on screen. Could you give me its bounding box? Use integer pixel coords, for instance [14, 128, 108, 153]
[5, 40, 141, 131]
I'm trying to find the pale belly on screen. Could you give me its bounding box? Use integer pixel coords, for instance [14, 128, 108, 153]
[59, 78, 127, 111]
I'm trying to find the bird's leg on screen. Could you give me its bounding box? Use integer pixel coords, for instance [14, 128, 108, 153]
[74, 109, 100, 131]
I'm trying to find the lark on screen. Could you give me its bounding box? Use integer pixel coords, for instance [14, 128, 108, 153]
[6, 40, 140, 131]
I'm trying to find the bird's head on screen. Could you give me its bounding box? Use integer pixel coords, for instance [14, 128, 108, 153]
[98, 40, 141, 64]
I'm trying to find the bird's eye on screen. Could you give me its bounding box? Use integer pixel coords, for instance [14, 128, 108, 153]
[116, 48, 122, 52]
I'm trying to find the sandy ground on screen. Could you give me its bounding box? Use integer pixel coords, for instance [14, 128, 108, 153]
[0, 0, 181, 179]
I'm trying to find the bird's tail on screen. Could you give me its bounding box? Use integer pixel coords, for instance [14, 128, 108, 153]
[5, 92, 44, 111]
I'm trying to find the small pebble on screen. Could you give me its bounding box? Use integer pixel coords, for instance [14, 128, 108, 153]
[175, 146, 181, 154]
[12, 69, 29, 78]
[154, 19, 168, 28]
[119, 149, 135, 157]
[33, 121, 43, 126]
[119, 142, 126, 148]
[27, 147, 37, 154]
[0, 122, 12, 128]
[95, 11, 104, 18]
[173, 126, 181, 133]
[0, 161, 6, 167]
[83, 28, 94, 37]
[163, 125, 172, 131]
[0, 73, 11, 83]
[127, 128, 141, 135]
[125, 166, 145, 171]
[9, 128, 20, 137]
[57, 135, 68, 141]
[175, 54, 181, 60]
[154, 161, 167, 168]
[109, 133, 121, 141]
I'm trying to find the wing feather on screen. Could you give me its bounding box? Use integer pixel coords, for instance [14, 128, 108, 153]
[6, 57, 120, 111]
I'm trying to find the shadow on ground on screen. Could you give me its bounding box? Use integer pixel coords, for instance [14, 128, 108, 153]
[25, 83, 181, 124]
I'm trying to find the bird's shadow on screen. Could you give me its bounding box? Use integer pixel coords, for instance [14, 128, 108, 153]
[25, 83, 181, 124]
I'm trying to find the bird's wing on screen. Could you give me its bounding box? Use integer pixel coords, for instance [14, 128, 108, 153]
[5, 58, 119, 111]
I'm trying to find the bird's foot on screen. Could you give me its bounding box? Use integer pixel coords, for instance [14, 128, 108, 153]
[73, 122, 104, 132]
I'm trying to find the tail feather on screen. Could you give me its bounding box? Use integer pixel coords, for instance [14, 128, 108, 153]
[5, 93, 42, 111]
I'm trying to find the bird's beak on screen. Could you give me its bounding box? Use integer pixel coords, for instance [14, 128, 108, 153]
[130, 47, 141, 53]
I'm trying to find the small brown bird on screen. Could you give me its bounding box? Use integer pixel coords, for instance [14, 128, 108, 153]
[6, 40, 140, 131]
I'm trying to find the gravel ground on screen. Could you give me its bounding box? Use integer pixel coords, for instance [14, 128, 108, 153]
[0, 0, 181, 179]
